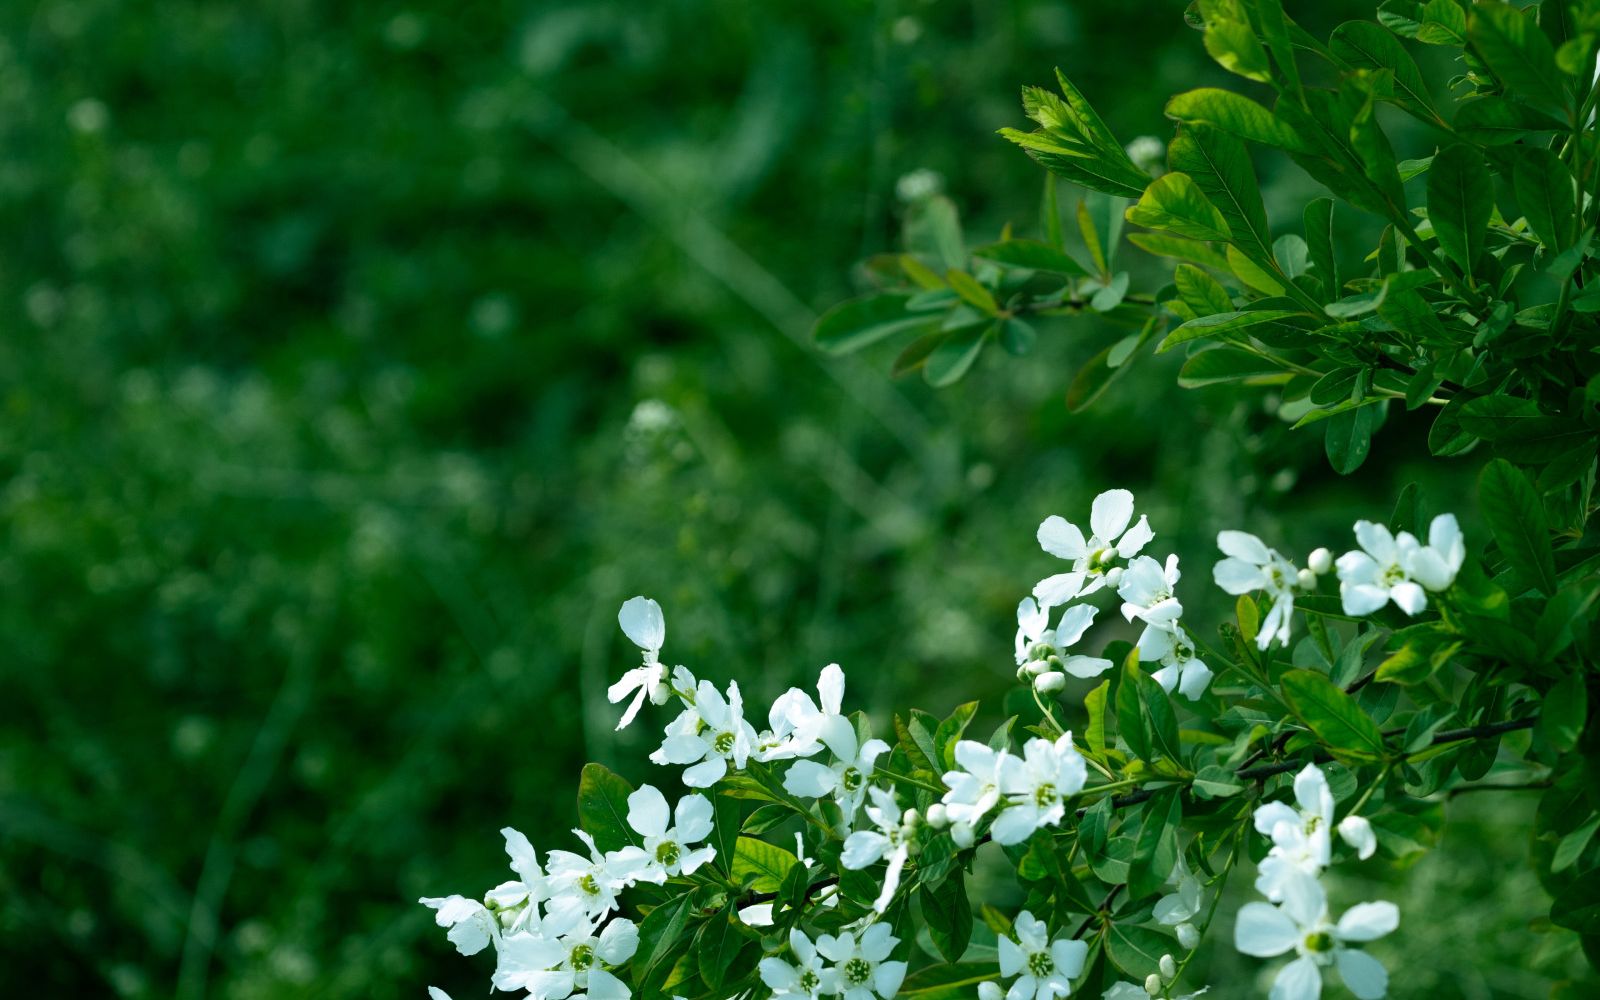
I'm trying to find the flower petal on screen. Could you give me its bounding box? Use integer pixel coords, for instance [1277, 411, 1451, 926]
[1039, 515, 1088, 559]
[1217, 530, 1270, 564]
[1335, 949, 1388, 999]
[1234, 901, 1300, 958]
[1091, 489, 1135, 542]
[1269, 956, 1323, 1000]
[627, 784, 670, 838]
[618, 596, 665, 652]
[1334, 901, 1398, 942]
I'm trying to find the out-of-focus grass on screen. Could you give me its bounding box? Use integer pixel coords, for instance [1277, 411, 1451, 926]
[0, 1, 1586, 996]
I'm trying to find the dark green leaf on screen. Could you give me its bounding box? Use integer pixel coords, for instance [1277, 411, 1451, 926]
[577, 763, 639, 853]
[1324, 401, 1384, 474]
[920, 868, 974, 963]
[1539, 670, 1589, 752]
[973, 239, 1090, 276]
[1165, 88, 1310, 151]
[1468, 1, 1571, 118]
[1331, 21, 1442, 122]
[1479, 458, 1558, 596]
[1168, 125, 1273, 260]
[1427, 144, 1494, 284]
[1515, 146, 1576, 253]
[814, 294, 939, 355]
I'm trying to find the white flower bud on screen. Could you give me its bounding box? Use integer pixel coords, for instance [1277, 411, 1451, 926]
[901, 808, 921, 830]
[1104, 566, 1124, 587]
[926, 803, 949, 828]
[1023, 658, 1051, 677]
[978, 983, 1005, 1000]
[1308, 546, 1333, 575]
[1159, 953, 1178, 980]
[1338, 814, 1377, 859]
[1033, 670, 1067, 694]
[951, 820, 976, 848]
[1176, 922, 1200, 949]
[1296, 567, 1318, 590]
[1144, 973, 1163, 996]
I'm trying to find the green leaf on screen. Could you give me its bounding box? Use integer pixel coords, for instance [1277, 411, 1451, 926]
[712, 792, 742, 870]
[1227, 244, 1285, 295]
[1418, 0, 1467, 45]
[1106, 924, 1174, 978]
[972, 239, 1090, 276]
[1330, 21, 1441, 123]
[899, 963, 1001, 998]
[1159, 310, 1306, 352]
[1324, 401, 1384, 475]
[577, 763, 639, 853]
[1126, 173, 1231, 242]
[924, 322, 991, 387]
[1539, 670, 1589, 753]
[1193, 764, 1245, 798]
[1515, 147, 1576, 254]
[1168, 124, 1272, 261]
[920, 868, 974, 963]
[1176, 347, 1290, 387]
[1127, 232, 1232, 270]
[814, 294, 938, 355]
[1478, 458, 1558, 596]
[1427, 145, 1493, 284]
[1128, 789, 1182, 900]
[1552, 868, 1600, 933]
[1281, 668, 1388, 762]
[1468, 1, 1571, 118]
[1453, 96, 1569, 144]
[905, 194, 967, 271]
[1085, 679, 1111, 756]
[730, 836, 799, 893]
[1305, 198, 1338, 297]
[1204, 14, 1271, 82]
[633, 893, 694, 988]
[1116, 656, 1154, 763]
[1553, 812, 1600, 874]
[1165, 88, 1309, 151]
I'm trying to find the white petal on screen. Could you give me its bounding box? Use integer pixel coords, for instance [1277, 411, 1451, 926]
[860, 922, 896, 961]
[1269, 956, 1323, 1000]
[682, 757, 727, 788]
[587, 967, 632, 1000]
[1353, 520, 1397, 561]
[627, 784, 671, 837]
[759, 957, 799, 989]
[998, 934, 1025, 976]
[1334, 549, 1379, 584]
[1335, 949, 1389, 999]
[1054, 603, 1100, 647]
[657, 734, 709, 765]
[1253, 801, 1299, 836]
[1234, 901, 1300, 957]
[818, 662, 846, 716]
[618, 596, 665, 652]
[1034, 571, 1087, 607]
[1292, 765, 1332, 824]
[427, 989, 453, 1000]
[875, 960, 908, 997]
[1091, 489, 1135, 542]
[1051, 937, 1088, 978]
[842, 830, 890, 868]
[1390, 581, 1427, 615]
[1213, 557, 1268, 595]
[1117, 514, 1155, 557]
[1177, 660, 1213, 699]
[1217, 530, 1270, 564]
[740, 903, 776, 927]
[1429, 513, 1465, 572]
[597, 917, 640, 963]
[1017, 597, 1049, 640]
[1039, 516, 1088, 559]
[674, 793, 715, 842]
[1339, 582, 1391, 617]
[1335, 901, 1399, 942]
[1278, 871, 1327, 929]
[990, 804, 1042, 846]
[1063, 655, 1113, 679]
[873, 844, 908, 913]
[784, 760, 840, 799]
[819, 714, 860, 762]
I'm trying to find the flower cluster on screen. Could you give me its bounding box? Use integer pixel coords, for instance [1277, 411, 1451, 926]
[977, 911, 1088, 1000]
[934, 732, 1087, 848]
[761, 925, 908, 1000]
[1234, 764, 1395, 1000]
[1027, 489, 1212, 700]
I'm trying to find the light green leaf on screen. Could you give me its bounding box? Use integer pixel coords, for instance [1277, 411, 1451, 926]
[1168, 124, 1272, 260]
[1159, 309, 1306, 352]
[730, 836, 799, 893]
[1165, 88, 1310, 152]
[1126, 173, 1231, 242]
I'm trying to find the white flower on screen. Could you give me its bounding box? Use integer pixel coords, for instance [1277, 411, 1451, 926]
[1335, 521, 1432, 616]
[544, 829, 648, 926]
[483, 827, 550, 931]
[495, 916, 639, 999]
[998, 910, 1089, 1000]
[1234, 873, 1397, 1000]
[1403, 513, 1465, 591]
[940, 740, 1022, 847]
[1034, 489, 1155, 606]
[1104, 985, 1208, 1000]
[1212, 531, 1300, 650]
[1154, 853, 1201, 926]
[1136, 624, 1213, 700]
[980, 983, 1005, 1000]
[1118, 554, 1184, 628]
[783, 715, 890, 827]
[419, 894, 497, 956]
[610, 596, 671, 729]
[1016, 600, 1115, 679]
[992, 733, 1088, 846]
[651, 679, 757, 787]
[625, 784, 716, 882]
[815, 924, 908, 1000]
[842, 786, 913, 913]
[761, 929, 839, 998]
[1253, 765, 1374, 900]
[757, 663, 844, 762]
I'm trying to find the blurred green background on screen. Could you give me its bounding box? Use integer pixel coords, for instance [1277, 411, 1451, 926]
[0, 0, 1588, 996]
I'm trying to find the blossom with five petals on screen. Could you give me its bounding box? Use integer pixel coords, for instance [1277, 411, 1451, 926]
[610, 596, 671, 730]
[1234, 873, 1397, 1000]
[1015, 600, 1114, 679]
[1033, 489, 1155, 606]
[997, 910, 1089, 1000]
[625, 784, 716, 883]
[940, 740, 1021, 848]
[842, 786, 913, 913]
[815, 924, 907, 1000]
[650, 679, 757, 787]
[783, 715, 890, 828]
[1118, 553, 1184, 628]
[1212, 531, 1300, 649]
[1135, 623, 1213, 700]
[759, 929, 839, 998]
[992, 733, 1088, 846]
[494, 916, 639, 999]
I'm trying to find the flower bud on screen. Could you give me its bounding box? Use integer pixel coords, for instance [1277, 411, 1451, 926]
[1023, 658, 1051, 677]
[979, 983, 1005, 1000]
[926, 803, 949, 827]
[1104, 566, 1124, 587]
[1033, 670, 1067, 694]
[1176, 922, 1200, 950]
[1159, 953, 1177, 980]
[951, 820, 976, 849]
[1144, 973, 1163, 996]
[1296, 567, 1318, 590]
[901, 808, 921, 830]
[1308, 546, 1333, 575]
